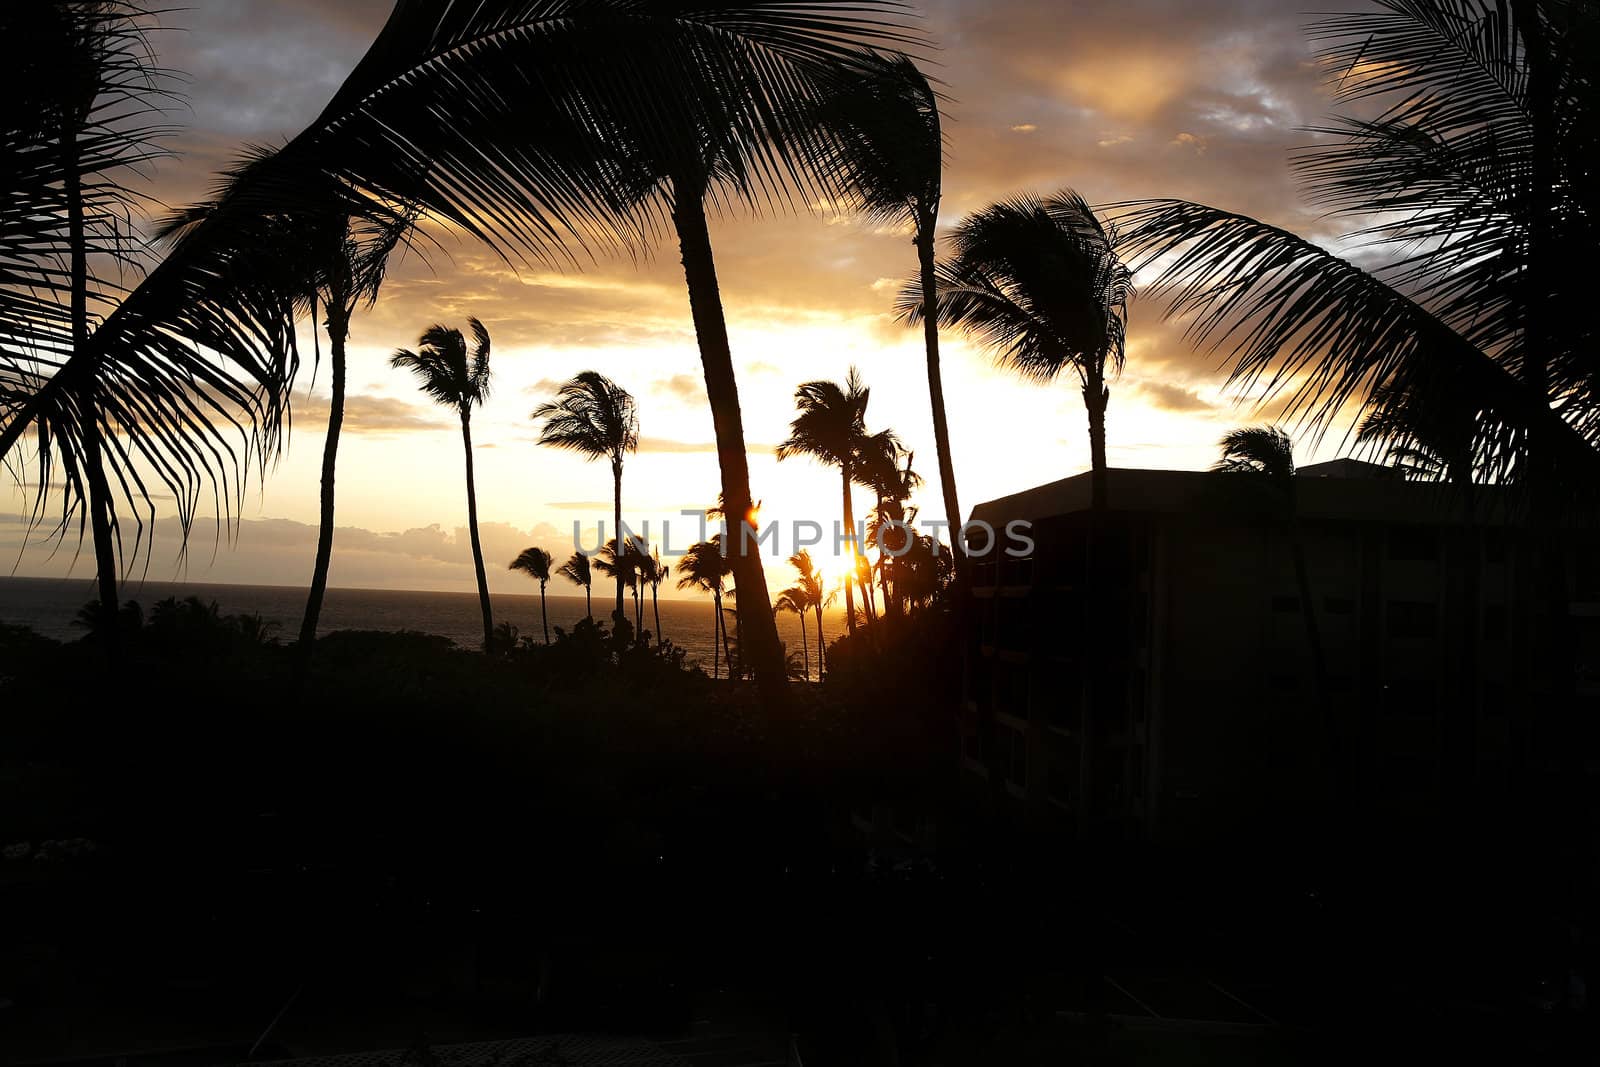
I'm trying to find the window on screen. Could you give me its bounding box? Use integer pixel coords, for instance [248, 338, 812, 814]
[997, 665, 1030, 721]
[1387, 600, 1438, 639]
[1388, 527, 1439, 562]
[1048, 747, 1078, 807]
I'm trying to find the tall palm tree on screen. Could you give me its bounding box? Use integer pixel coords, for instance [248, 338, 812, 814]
[3, 3, 922, 697]
[293, 216, 408, 649]
[777, 368, 873, 633]
[775, 586, 810, 682]
[1109, 1, 1600, 500]
[1213, 428, 1331, 708]
[391, 319, 495, 650]
[532, 371, 638, 623]
[677, 536, 731, 679]
[811, 53, 965, 582]
[510, 546, 555, 644]
[558, 551, 593, 622]
[905, 191, 1132, 510]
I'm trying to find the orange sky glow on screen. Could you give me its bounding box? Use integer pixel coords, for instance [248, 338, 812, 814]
[3, 0, 1372, 598]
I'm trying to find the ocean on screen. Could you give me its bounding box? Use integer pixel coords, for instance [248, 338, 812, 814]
[0, 576, 843, 675]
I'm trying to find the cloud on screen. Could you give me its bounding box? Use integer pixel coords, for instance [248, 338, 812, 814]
[341, 394, 452, 434]
[650, 374, 706, 403]
[547, 500, 615, 511]
[1010, 123, 1038, 134]
[1131, 380, 1215, 413]
[523, 377, 566, 397]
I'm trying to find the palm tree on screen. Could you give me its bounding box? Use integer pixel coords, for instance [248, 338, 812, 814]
[676, 536, 731, 679]
[905, 191, 1131, 510]
[391, 319, 495, 650]
[3, 3, 922, 697]
[645, 544, 666, 646]
[510, 546, 555, 644]
[812, 53, 965, 583]
[777, 368, 873, 633]
[532, 372, 638, 623]
[775, 586, 810, 682]
[860, 434, 921, 616]
[591, 537, 642, 640]
[558, 551, 594, 622]
[789, 549, 833, 679]
[1213, 427, 1332, 707]
[1110, 1, 1600, 499]
[295, 216, 408, 649]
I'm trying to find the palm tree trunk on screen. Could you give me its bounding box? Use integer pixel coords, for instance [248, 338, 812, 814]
[65, 131, 117, 632]
[814, 602, 826, 679]
[712, 590, 722, 680]
[300, 300, 349, 649]
[917, 220, 965, 583]
[585, 584, 592, 621]
[1084, 377, 1110, 510]
[612, 460, 625, 624]
[671, 178, 784, 691]
[540, 580, 549, 644]
[461, 414, 494, 650]
[840, 465, 859, 633]
[798, 610, 809, 682]
[652, 583, 662, 647]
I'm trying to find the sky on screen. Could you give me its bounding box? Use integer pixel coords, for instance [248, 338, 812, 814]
[4, 0, 1370, 598]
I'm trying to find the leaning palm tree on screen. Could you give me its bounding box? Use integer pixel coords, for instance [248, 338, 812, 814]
[777, 368, 873, 633]
[293, 215, 409, 648]
[391, 320, 495, 650]
[904, 191, 1132, 510]
[510, 546, 555, 644]
[811, 53, 965, 582]
[1109, 1, 1600, 500]
[532, 371, 638, 623]
[676, 536, 731, 679]
[3, 3, 924, 697]
[1213, 427, 1331, 705]
[775, 586, 810, 682]
[557, 551, 594, 622]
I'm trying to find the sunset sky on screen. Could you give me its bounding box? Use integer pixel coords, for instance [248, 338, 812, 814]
[4, 0, 1368, 597]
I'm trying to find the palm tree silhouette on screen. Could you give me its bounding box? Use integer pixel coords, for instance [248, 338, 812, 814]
[774, 587, 810, 682]
[908, 191, 1131, 510]
[1214, 427, 1331, 706]
[777, 368, 874, 633]
[532, 372, 638, 624]
[1112, 2, 1600, 495]
[391, 319, 495, 650]
[296, 216, 408, 649]
[644, 544, 665, 647]
[591, 537, 643, 640]
[860, 435, 921, 617]
[557, 551, 594, 622]
[510, 547, 555, 644]
[677, 536, 731, 680]
[813, 53, 966, 583]
[789, 549, 833, 680]
[4, 5, 926, 636]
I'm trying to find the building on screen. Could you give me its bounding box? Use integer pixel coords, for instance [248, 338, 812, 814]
[961, 465, 1598, 850]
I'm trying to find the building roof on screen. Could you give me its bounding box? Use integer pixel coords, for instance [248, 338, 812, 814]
[966, 467, 1509, 528]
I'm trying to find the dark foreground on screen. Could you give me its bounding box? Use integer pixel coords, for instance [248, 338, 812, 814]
[0, 610, 1591, 1065]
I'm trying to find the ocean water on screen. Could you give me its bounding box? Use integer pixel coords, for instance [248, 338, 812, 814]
[0, 576, 843, 676]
